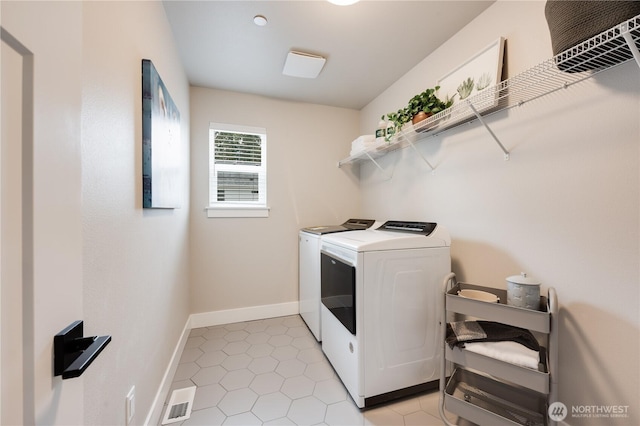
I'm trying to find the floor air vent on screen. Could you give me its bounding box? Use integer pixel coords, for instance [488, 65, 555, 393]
[161, 386, 196, 425]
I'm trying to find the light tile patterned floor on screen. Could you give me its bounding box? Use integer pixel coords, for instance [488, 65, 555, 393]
[160, 315, 462, 426]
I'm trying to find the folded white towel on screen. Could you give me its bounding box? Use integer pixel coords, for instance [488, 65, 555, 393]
[463, 341, 540, 370]
[351, 135, 375, 148]
[350, 135, 377, 156]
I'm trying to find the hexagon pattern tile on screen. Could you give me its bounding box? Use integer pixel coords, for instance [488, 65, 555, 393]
[159, 315, 452, 425]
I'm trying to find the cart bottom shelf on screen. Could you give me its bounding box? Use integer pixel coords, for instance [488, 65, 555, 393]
[445, 368, 547, 426]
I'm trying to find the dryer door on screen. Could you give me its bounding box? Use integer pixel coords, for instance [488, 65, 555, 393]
[320, 251, 356, 335]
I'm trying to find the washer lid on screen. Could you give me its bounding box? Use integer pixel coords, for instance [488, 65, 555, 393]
[301, 218, 376, 235]
[343, 218, 376, 230]
[301, 225, 349, 235]
[321, 224, 450, 251]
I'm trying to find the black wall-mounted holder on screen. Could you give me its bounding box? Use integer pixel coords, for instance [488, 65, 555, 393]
[54, 320, 111, 379]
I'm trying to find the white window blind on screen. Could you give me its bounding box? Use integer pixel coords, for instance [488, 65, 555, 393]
[208, 123, 268, 217]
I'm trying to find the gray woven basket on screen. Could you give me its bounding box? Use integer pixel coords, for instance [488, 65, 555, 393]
[545, 0, 640, 72]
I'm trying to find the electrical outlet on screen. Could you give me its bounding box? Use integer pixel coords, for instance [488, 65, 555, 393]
[126, 386, 135, 425]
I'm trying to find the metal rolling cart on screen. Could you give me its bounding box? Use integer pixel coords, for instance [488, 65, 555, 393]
[439, 273, 558, 426]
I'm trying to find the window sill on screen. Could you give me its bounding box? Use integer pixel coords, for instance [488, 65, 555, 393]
[206, 206, 270, 218]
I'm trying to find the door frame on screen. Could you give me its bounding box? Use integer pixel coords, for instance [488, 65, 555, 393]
[0, 26, 35, 424]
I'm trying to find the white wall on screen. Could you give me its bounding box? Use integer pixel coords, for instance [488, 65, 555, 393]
[189, 87, 360, 316]
[81, 2, 190, 425]
[360, 1, 639, 424]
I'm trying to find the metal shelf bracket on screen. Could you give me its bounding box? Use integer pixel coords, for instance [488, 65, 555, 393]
[468, 102, 510, 161]
[622, 29, 640, 69]
[404, 138, 436, 173]
[364, 151, 393, 180]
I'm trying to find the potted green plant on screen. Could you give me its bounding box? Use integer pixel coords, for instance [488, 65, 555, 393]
[406, 86, 453, 125]
[383, 86, 453, 141]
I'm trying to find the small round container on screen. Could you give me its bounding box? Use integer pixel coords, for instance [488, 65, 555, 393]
[457, 289, 499, 303]
[506, 272, 541, 310]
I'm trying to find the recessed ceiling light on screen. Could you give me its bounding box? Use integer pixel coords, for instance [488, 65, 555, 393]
[327, 0, 360, 5]
[253, 15, 267, 26]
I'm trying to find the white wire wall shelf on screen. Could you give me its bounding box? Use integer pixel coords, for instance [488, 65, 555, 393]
[339, 13, 640, 172]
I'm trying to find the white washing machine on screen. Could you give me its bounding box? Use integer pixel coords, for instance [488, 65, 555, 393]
[298, 219, 376, 341]
[320, 221, 451, 407]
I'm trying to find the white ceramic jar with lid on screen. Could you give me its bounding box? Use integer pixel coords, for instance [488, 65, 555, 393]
[506, 272, 541, 310]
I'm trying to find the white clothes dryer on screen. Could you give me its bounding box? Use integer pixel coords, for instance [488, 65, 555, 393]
[320, 221, 451, 407]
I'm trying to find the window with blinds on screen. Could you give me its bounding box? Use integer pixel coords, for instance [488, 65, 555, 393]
[209, 123, 267, 215]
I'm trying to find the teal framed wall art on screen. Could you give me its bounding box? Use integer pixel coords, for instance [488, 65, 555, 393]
[142, 59, 181, 208]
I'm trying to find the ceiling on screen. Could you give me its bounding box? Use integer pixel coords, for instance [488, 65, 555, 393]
[162, 0, 495, 110]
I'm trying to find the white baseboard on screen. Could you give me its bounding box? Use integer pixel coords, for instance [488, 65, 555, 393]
[144, 318, 191, 426]
[145, 301, 299, 425]
[190, 301, 299, 329]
